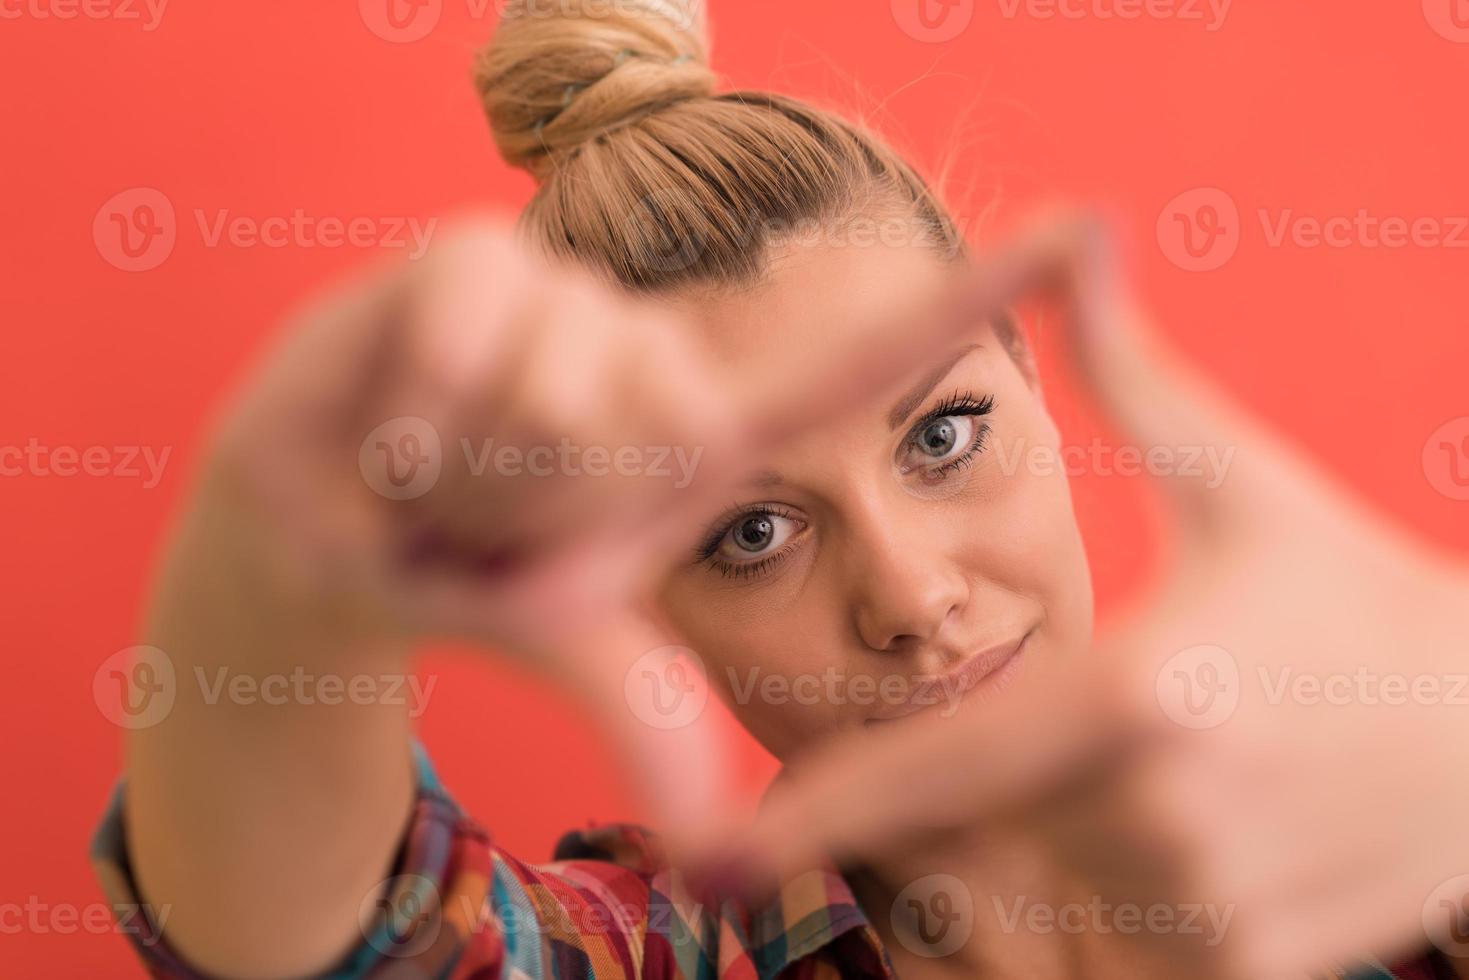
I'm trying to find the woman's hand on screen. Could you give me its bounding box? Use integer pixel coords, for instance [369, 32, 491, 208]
[128, 213, 1122, 976]
[184, 218, 1052, 818]
[197, 222, 764, 819]
[692, 229, 1469, 978]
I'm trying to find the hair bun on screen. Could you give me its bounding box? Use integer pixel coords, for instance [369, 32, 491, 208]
[476, 0, 715, 179]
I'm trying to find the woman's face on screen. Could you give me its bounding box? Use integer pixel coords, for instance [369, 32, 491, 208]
[656, 236, 1094, 760]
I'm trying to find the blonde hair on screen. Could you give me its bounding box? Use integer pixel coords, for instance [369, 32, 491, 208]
[474, 0, 965, 293]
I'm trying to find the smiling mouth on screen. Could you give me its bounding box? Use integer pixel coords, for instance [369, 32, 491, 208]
[867, 633, 1031, 725]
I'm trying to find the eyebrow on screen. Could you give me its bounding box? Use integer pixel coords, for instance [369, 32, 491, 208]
[744, 469, 786, 488]
[885, 344, 983, 431]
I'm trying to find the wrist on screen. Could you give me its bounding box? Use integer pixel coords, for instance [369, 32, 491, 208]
[147, 467, 409, 677]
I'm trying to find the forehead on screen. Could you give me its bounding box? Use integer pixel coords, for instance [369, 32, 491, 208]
[676, 240, 955, 367]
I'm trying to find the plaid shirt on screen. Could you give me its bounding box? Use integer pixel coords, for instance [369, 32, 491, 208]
[92, 744, 1457, 979]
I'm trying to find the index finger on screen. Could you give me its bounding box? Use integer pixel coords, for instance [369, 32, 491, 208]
[735, 213, 1113, 448]
[674, 647, 1136, 887]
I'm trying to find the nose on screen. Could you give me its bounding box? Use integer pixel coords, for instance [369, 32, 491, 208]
[846, 502, 969, 652]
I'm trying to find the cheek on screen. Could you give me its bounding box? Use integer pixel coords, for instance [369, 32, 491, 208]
[655, 577, 851, 758]
[965, 411, 1095, 650]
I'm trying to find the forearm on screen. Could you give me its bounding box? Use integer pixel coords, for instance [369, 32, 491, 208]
[124, 473, 417, 979]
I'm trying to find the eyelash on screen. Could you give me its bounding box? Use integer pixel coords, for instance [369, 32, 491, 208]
[906, 390, 996, 479]
[695, 504, 803, 579]
[696, 390, 998, 580]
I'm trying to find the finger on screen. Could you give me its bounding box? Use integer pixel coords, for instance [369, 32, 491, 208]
[675, 650, 1134, 888]
[1041, 217, 1304, 532]
[560, 611, 732, 830]
[383, 526, 733, 827]
[732, 214, 1111, 448]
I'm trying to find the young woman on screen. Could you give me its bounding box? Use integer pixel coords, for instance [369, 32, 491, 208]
[94, 2, 1469, 978]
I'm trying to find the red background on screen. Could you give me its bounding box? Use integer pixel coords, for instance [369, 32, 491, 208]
[2, 1, 1467, 974]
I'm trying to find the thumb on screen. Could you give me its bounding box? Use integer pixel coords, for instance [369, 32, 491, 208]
[673, 650, 1133, 891]
[1053, 219, 1283, 537]
[557, 613, 732, 831]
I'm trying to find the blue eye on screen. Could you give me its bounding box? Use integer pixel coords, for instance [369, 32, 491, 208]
[716, 510, 799, 560]
[898, 393, 996, 478]
[911, 415, 972, 462]
[695, 505, 807, 580]
[916, 417, 960, 457]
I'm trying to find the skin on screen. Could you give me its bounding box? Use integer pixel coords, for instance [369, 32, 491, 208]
[657, 240, 1093, 759]
[122, 215, 1469, 980]
[692, 234, 1469, 980]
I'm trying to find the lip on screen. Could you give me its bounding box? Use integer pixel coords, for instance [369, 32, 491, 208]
[867, 633, 1031, 725]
